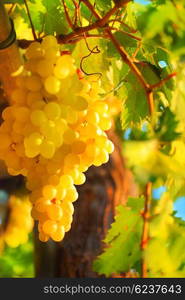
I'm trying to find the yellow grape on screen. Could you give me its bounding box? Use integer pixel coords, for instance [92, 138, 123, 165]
[30, 109, 47, 127]
[47, 204, 63, 221]
[40, 140, 55, 159]
[41, 35, 58, 49]
[0, 195, 33, 250]
[50, 226, 65, 242]
[44, 102, 61, 120]
[36, 59, 54, 77]
[43, 185, 57, 199]
[25, 75, 42, 92]
[42, 220, 58, 235]
[44, 76, 61, 94]
[0, 35, 116, 243]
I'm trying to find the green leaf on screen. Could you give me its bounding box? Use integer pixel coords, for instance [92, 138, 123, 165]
[142, 2, 177, 40]
[146, 193, 185, 277]
[155, 107, 181, 141]
[13, 0, 68, 35]
[95, 0, 112, 11]
[120, 71, 149, 129]
[40, 0, 68, 35]
[136, 61, 161, 85]
[0, 236, 34, 278]
[93, 197, 144, 276]
[13, 0, 46, 33]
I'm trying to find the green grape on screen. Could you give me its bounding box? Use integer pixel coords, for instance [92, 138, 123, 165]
[53, 64, 70, 79]
[26, 91, 43, 106]
[66, 109, 78, 124]
[36, 59, 54, 77]
[41, 35, 58, 49]
[72, 140, 86, 154]
[50, 225, 65, 242]
[44, 76, 61, 94]
[63, 129, 79, 144]
[42, 220, 58, 235]
[74, 172, 86, 185]
[56, 55, 75, 74]
[72, 96, 88, 111]
[93, 101, 109, 114]
[43, 185, 57, 199]
[0, 133, 11, 149]
[40, 120, 56, 140]
[61, 201, 74, 215]
[25, 75, 42, 92]
[40, 140, 55, 159]
[93, 149, 109, 166]
[24, 137, 40, 158]
[99, 115, 112, 131]
[44, 102, 61, 120]
[2, 106, 14, 121]
[47, 204, 63, 221]
[39, 232, 49, 242]
[11, 88, 27, 105]
[25, 42, 43, 59]
[60, 174, 74, 188]
[28, 132, 43, 146]
[0, 35, 115, 243]
[86, 110, 100, 124]
[30, 110, 47, 127]
[65, 188, 78, 202]
[44, 47, 60, 61]
[14, 106, 30, 123]
[105, 140, 114, 153]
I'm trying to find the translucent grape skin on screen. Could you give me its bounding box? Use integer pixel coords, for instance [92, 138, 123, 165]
[0, 35, 117, 243]
[0, 195, 33, 250]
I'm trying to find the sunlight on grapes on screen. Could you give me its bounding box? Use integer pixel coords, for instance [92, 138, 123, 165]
[0, 36, 116, 243]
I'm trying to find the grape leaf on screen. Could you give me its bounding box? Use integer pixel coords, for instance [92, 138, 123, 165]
[146, 193, 185, 277]
[139, 2, 177, 40]
[12, 0, 68, 35]
[0, 236, 34, 278]
[120, 71, 149, 129]
[95, 0, 112, 11]
[155, 107, 181, 142]
[93, 197, 144, 276]
[40, 0, 68, 35]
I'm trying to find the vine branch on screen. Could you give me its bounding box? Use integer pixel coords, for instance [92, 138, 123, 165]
[140, 182, 152, 278]
[23, 0, 37, 40]
[62, 0, 74, 29]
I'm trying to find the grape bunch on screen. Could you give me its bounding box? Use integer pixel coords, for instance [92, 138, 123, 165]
[0, 35, 114, 242]
[0, 195, 33, 251]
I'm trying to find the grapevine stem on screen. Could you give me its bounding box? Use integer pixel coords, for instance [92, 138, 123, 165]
[140, 182, 152, 278]
[150, 72, 177, 89]
[62, 0, 74, 29]
[108, 27, 141, 41]
[23, 0, 37, 40]
[108, 19, 138, 33]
